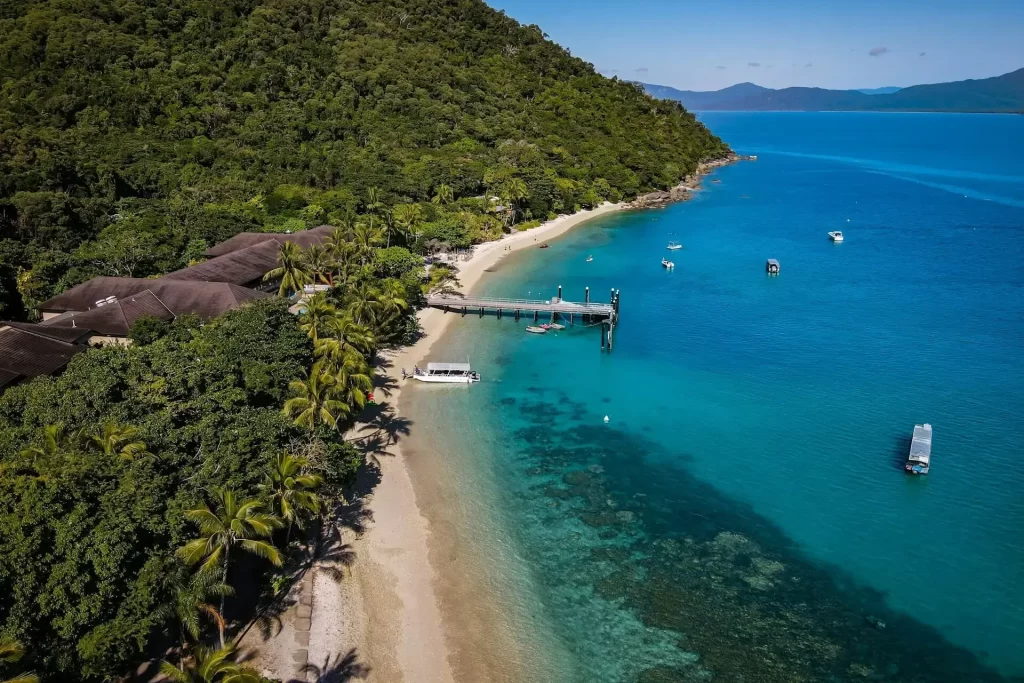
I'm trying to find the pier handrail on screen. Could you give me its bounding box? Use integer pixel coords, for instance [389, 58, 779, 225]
[425, 294, 614, 311]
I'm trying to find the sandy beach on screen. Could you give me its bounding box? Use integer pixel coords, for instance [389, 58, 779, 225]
[299, 202, 628, 682]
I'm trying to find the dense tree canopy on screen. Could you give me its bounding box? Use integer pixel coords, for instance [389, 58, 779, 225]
[0, 0, 726, 316]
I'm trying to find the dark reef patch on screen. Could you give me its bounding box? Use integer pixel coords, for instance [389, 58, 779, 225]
[495, 390, 1009, 683]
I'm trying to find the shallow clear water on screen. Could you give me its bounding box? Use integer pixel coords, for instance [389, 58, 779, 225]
[405, 113, 1024, 682]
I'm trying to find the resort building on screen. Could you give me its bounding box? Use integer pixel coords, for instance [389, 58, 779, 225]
[0, 321, 91, 392]
[1, 225, 332, 393]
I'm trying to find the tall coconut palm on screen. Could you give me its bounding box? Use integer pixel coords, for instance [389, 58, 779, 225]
[380, 207, 397, 248]
[376, 278, 409, 319]
[392, 204, 422, 245]
[0, 639, 38, 683]
[500, 177, 529, 227]
[364, 186, 385, 215]
[303, 244, 332, 285]
[322, 315, 375, 357]
[324, 227, 354, 284]
[177, 488, 283, 616]
[282, 365, 349, 432]
[298, 293, 341, 343]
[332, 353, 374, 410]
[346, 280, 381, 327]
[87, 422, 149, 462]
[171, 570, 233, 648]
[159, 643, 261, 683]
[260, 451, 323, 542]
[352, 220, 382, 266]
[431, 183, 454, 205]
[264, 241, 310, 297]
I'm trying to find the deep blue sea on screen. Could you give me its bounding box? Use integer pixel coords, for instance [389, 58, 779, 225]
[404, 113, 1024, 682]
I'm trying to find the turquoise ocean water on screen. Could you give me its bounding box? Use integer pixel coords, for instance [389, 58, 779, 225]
[404, 113, 1024, 682]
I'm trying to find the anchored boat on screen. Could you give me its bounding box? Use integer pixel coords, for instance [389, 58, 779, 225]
[661, 258, 675, 269]
[412, 362, 480, 383]
[667, 241, 683, 251]
[525, 325, 547, 334]
[828, 230, 844, 242]
[905, 423, 932, 474]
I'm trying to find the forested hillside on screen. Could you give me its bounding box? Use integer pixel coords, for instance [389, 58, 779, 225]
[0, 0, 727, 317]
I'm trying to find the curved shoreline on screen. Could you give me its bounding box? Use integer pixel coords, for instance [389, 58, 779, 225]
[306, 202, 629, 682]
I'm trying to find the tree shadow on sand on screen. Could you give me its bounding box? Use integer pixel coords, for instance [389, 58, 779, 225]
[293, 649, 370, 682]
[350, 402, 412, 465]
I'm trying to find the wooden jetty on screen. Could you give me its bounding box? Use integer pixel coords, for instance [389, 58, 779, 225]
[425, 286, 621, 351]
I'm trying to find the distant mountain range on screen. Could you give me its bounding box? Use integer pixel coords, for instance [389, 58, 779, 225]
[641, 68, 1024, 113]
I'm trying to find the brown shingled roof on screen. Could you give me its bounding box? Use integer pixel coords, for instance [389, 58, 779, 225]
[0, 325, 85, 387]
[162, 240, 281, 286]
[203, 225, 335, 257]
[41, 278, 270, 316]
[47, 283, 269, 336]
[0, 321, 93, 344]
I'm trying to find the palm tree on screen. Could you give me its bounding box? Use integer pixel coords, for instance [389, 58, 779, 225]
[264, 241, 310, 297]
[364, 186, 385, 215]
[346, 280, 381, 327]
[500, 178, 529, 227]
[352, 219, 382, 266]
[172, 570, 233, 648]
[260, 451, 323, 542]
[380, 207, 396, 248]
[303, 244, 332, 285]
[322, 315, 375, 357]
[177, 488, 283, 616]
[0, 639, 38, 683]
[392, 204, 422, 245]
[159, 643, 261, 683]
[431, 183, 454, 205]
[283, 365, 349, 432]
[87, 422, 149, 462]
[376, 278, 409, 320]
[332, 353, 374, 410]
[298, 293, 341, 343]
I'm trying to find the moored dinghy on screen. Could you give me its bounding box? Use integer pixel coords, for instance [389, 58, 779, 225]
[526, 325, 547, 334]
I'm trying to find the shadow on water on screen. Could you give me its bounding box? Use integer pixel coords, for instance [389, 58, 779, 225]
[891, 434, 913, 472]
[508, 392, 1012, 683]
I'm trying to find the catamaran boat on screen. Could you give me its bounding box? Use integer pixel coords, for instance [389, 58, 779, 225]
[412, 362, 480, 383]
[667, 241, 683, 250]
[905, 423, 932, 475]
[661, 258, 675, 269]
[828, 231, 844, 242]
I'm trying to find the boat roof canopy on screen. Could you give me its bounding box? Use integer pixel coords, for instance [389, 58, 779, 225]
[426, 362, 471, 372]
[909, 424, 932, 463]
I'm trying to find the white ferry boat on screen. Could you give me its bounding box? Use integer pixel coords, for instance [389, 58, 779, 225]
[412, 362, 480, 383]
[828, 231, 844, 242]
[905, 423, 932, 475]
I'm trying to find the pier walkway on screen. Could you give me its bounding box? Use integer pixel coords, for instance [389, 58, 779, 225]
[425, 287, 621, 350]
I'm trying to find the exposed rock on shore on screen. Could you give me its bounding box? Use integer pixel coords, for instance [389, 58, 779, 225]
[627, 153, 754, 209]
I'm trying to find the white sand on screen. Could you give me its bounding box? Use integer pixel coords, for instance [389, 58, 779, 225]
[304, 202, 627, 682]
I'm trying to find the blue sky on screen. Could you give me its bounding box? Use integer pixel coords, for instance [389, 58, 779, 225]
[487, 0, 1024, 91]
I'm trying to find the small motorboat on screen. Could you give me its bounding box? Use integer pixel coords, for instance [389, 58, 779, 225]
[412, 362, 480, 384]
[828, 231, 844, 242]
[586, 255, 593, 262]
[540, 323, 552, 330]
[526, 325, 547, 334]
[539, 243, 549, 249]
[666, 241, 683, 250]
[661, 258, 675, 269]
[548, 323, 565, 330]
